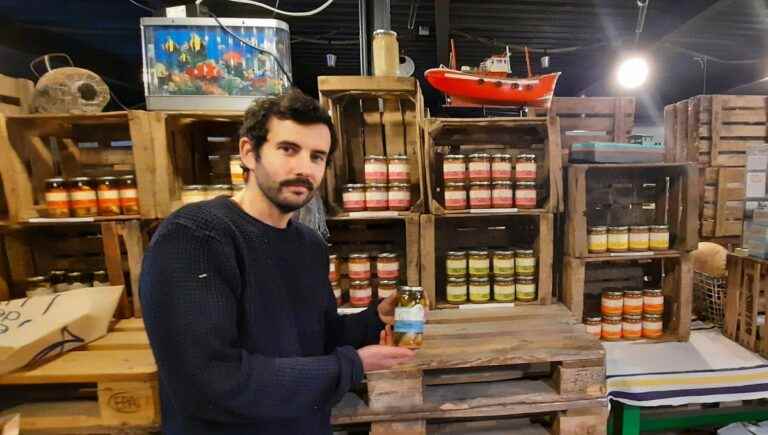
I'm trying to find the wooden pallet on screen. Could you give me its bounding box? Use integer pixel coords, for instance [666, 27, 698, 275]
[702, 167, 745, 237]
[0, 329, 158, 434]
[128, 110, 243, 218]
[563, 252, 693, 341]
[724, 254, 768, 356]
[565, 163, 698, 257]
[2, 220, 146, 317]
[318, 76, 426, 218]
[550, 97, 635, 166]
[332, 304, 607, 434]
[419, 212, 554, 308]
[424, 117, 563, 215]
[0, 112, 155, 223]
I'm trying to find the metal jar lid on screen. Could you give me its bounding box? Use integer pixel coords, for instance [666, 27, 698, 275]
[515, 249, 535, 255]
[96, 176, 118, 181]
[469, 181, 491, 187]
[27, 276, 48, 283]
[70, 176, 92, 182]
[623, 314, 642, 321]
[624, 290, 643, 296]
[515, 181, 536, 187]
[388, 155, 408, 161]
[118, 174, 135, 181]
[492, 180, 513, 186]
[45, 177, 66, 183]
[389, 183, 409, 189]
[344, 183, 366, 189]
[516, 275, 535, 282]
[349, 253, 370, 259]
[493, 250, 514, 256]
[590, 226, 608, 232]
[650, 225, 669, 230]
[609, 226, 629, 231]
[585, 315, 602, 322]
[365, 154, 387, 160]
[366, 183, 388, 189]
[183, 185, 206, 190]
[447, 277, 467, 283]
[444, 154, 466, 160]
[468, 153, 491, 159]
[398, 285, 423, 292]
[373, 29, 397, 37]
[469, 277, 489, 283]
[377, 252, 398, 259]
[644, 288, 663, 295]
[350, 280, 371, 286]
[604, 290, 625, 297]
[378, 280, 398, 286]
[492, 153, 512, 159]
[468, 250, 489, 256]
[630, 225, 649, 231]
[494, 276, 515, 283]
[643, 313, 663, 320]
[447, 250, 467, 257]
[445, 182, 466, 188]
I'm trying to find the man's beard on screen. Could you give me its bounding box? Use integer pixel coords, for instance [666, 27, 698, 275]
[258, 176, 315, 214]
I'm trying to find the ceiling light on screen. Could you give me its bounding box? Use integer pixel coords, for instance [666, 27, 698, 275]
[326, 53, 337, 68]
[617, 56, 649, 89]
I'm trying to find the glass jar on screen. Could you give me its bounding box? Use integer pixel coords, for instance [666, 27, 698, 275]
[181, 185, 207, 205]
[229, 155, 245, 185]
[26, 276, 52, 297]
[643, 313, 663, 338]
[629, 226, 650, 251]
[443, 154, 467, 183]
[92, 270, 109, 287]
[516, 276, 537, 302]
[515, 181, 537, 209]
[515, 154, 537, 181]
[328, 254, 339, 282]
[469, 276, 491, 303]
[342, 184, 366, 212]
[608, 226, 629, 252]
[206, 184, 232, 200]
[469, 182, 492, 209]
[348, 253, 371, 280]
[623, 314, 643, 340]
[388, 183, 411, 211]
[95, 176, 121, 216]
[588, 226, 608, 254]
[446, 277, 468, 304]
[491, 153, 513, 181]
[585, 315, 602, 339]
[601, 290, 624, 316]
[492, 181, 514, 208]
[623, 290, 644, 315]
[66, 271, 87, 290]
[493, 276, 515, 302]
[445, 182, 468, 210]
[394, 286, 427, 349]
[349, 280, 372, 307]
[365, 183, 388, 211]
[650, 225, 670, 251]
[387, 155, 409, 183]
[515, 249, 536, 277]
[376, 252, 400, 280]
[468, 153, 492, 182]
[118, 175, 140, 215]
[643, 289, 664, 315]
[331, 281, 342, 306]
[68, 177, 98, 217]
[364, 155, 388, 184]
[601, 315, 622, 341]
[492, 250, 515, 276]
[49, 270, 68, 293]
[44, 177, 71, 218]
[446, 251, 468, 277]
[377, 280, 398, 299]
[468, 250, 490, 277]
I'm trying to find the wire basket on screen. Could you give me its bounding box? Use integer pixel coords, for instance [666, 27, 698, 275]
[694, 271, 727, 328]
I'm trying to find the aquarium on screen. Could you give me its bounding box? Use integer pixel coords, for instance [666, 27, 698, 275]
[141, 17, 291, 111]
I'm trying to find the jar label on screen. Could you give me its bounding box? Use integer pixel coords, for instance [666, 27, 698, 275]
[493, 259, 515, 275]
[585, 324, 602, 337]
[388, 190, 411, 208]
[366, 191, 387, 208]
[98, 190, 120, 200]
[492, 163, 513, 179]
[388, 164, 409, 181]
[469, 285, 491, 301]
[447, 284, 467, 302]
[602, 322, 622, 334]
[45, 192, 69, 207]
[395, 305, 425, 333]
[350, 288, 372, 305]
[515, 189, 536, 206]
[602, 298, 624, 309]
[70, 191, 97, 201]
[494, 284, 515, 301]
[650, 233, 669, 249]
[468, 162, 491, 178]
[348, 262, 370, 273]
[492, 189, 514, 207]
[516, 162, 536, 180]
[119, 188, 138, 199]
[365, 162, 388, 182]
[589, 234, 608, 251]
[516, 258, 536, 275]
[643, 321, 663, 332]
[443, 163, 466, 180]
[516, 283, 536, 300]
[377, 261, 399, 273]
[608, 233, 629, 249]
[469, 258, 490, 275]
[623, 322, 642, 333]
[378, 287, 397, 299]
[343, 192, 366, 210]
[445, 190, 467, 207]
[447, 259, 467, 276]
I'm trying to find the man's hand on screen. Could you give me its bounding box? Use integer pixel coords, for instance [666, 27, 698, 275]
[357, 344, 415, 372]
[377, 293, 397, 325]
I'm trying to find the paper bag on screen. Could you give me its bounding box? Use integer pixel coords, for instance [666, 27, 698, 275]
[0, 414, 19, 435]
[0, 286, 124, 375]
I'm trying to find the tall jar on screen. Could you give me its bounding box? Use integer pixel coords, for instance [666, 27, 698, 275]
[444, 182, 467, 210]
[629, 226, 650, 251]
[469, 182, 492, 209]
[515, 181, 537, 209]
[348, 253, 371, 280]
[388, 183, 411, 211]
[493, 276, 515, 302]
[229, 155, 245, 185]
[469, 276, 491, 303]
[342, 184, 366, 212]
[516, 276, 537, 302]
[68, 177, 98, 217]
[44, 177, 71, 218]
[96, 176, 121, 216]
[446, 251, 468, 277]
[394, 286, 427, 349]
[364, 155, 388, 184]
[468, 250, 490, 277]
[608, 226, 629, 252]
[376, 253, 400, 280]
[181, 185, 207, 205]
[349, 280, 372, 307]
[118, 175, 140, 215]
[588, 226, 608, 254]
[515, 154, 537, 181]
[492, 250, 515, 276]
[365, 183, 388, 211]
[491, 153, 513, 181]
[446, 277, 468, 304]
[468, 153, 491, 182]
[650, 225, 670, 251]
[387, 155, 409, 183]
[443, 154, 466, 183]
[515, 249, 536, 277]
[492, 180, 514, 208]
[601, 290, 624, 316]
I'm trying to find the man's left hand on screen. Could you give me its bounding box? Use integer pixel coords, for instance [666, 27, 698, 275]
[377, 293, 397, 325]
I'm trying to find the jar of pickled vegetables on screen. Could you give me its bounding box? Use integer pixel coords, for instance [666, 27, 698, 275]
[394, 286, 427, 349]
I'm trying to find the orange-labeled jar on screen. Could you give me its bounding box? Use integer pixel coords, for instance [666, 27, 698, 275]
[328, 254, 339, 282]
[443, 154, 466, 182]
[515, 181, 536, 208]
[623, 290, 644, 315]
[445, 182, 467, 210]
[96, 176, 121, 216]
[643, 314, 663, 338]
[376, 252, 400, 280]
[45, 177, 70, 218]
[349, 280, 372, 307]
[377, 280, 398, 299]
[585, 315, 602, 339]
[348, 253, 371, 280]
[364, 155, 388, 184]
[602, 290, 624, 316]
[491, 153, 513, 181]
[229, 155, 245, 185]
[388, 183, 411, 211]
[601, 315, 622, 341]
[515, 154, 537, 181]
[623, 314, 643, 340]
[468, 153, 492, 182]
[492, 180, 514, 208]
[365, 184, 388, 211]
[68, 177, 98, 217]
[643, 289, 664, 315]
[387, 155, 409, 183]
[342, 184, 366, 212]
[118, 175, 140, 215]
[469, 182, 492, 209]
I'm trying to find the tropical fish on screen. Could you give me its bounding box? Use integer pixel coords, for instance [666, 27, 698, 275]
[178, 52, 191, 65]
[185, 61, 221, 80]
[222, 51, 244, 68]
[162, 36, 178, 53]
[188, 33, 205, 53]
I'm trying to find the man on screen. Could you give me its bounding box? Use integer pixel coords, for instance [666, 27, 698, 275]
[139, 89, 415, 435]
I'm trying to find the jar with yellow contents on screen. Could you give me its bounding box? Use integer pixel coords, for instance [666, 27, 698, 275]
[629, 226, 650, 251]
[608, 226, 629, 252]
[588, 226, 608, 254]
[469, 276, 491, 303]
[515, 249, 536, 277]
[492, 250, 515, 276]
[515, 276, 536, 302]
[468, 250, 490, 277]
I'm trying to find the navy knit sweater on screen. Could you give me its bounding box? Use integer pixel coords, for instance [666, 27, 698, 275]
[139, 196, 385, 434]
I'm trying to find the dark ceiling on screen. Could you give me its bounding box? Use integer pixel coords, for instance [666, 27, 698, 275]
[2, 0, 767, 123]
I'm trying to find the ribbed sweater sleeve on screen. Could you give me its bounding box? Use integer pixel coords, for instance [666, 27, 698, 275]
[140, 221, 364, 424]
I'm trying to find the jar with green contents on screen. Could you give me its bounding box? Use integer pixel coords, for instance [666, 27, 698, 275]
[468, 250, 490, 277]
[515, 249, 536, 276]
[493, 276, 515, 302]
[394, 286, 427, 349]
[492, 250, 515, 276]
[516, 276, 537, 302]
[446, 277, 468, 304]
[469, 276, 491, 303]
[446, 251, 468, 277]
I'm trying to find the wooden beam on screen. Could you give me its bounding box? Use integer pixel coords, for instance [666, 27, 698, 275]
[434, 0, 451, 67]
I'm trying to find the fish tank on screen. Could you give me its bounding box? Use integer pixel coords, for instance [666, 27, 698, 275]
[141, 17, 291, 111]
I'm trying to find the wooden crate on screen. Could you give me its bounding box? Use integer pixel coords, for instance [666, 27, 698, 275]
[420, 213, 554, 308]
[565, 163, 698, 258]
[424, 117, 563, 215]
[129, 110, 243, 218]
[332, 304, 607, 435]
[426, 407, 610, 435]
[0, 112, 156, 223]
[0, 73, 33, 116]
[327, 215, 420, 305]
[550, 97, 635, 165]
[563, 252, 693, 341]
[2, 221, 146, 318]
[0, 329, 158, 434]
[665, 95, 768, 166]
[702, 167, 745, 237]
[723, 254, 768, 356]
[318, 76, 425, 218]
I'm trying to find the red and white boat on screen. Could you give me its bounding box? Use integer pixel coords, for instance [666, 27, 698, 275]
[425, 46, 560, 108]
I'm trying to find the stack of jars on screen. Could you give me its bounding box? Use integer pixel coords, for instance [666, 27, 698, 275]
[328, 251, 401, 307]
[442, 153, 537, 210]
[342, 155, 411, 212]
[26, 269, 110, 297]
[445, 247, 537, 304]
[585, 288, 665, 341]
[588, 224, 670, 254]
[181, 184, 245, 205]
[44, 175, 140, 218]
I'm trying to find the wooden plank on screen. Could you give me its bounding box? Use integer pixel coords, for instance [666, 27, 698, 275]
[367, 369, 423, 409]
[427, 303, 573, 324]
[97, 380, 159, 427]
[699, 139, 764, 153]
[558, 117, 614, 133]
[420, 214, 436, 309]
[113, 317, 145, 332]
[664, 104, 676, 162]
[119, 220, 145, 318]
[554, 406, 609, 435]
[701, 124, 768, 139]
[87, 330, 150, 351]
[562, 134, 611, 149]
[688, 97, 701, 168]
[565, 166, 588, 257]
[78, 148, 134, 166]
[724, 254, 743, 339]
[371, 420, 426, 435]
[548, 115, 564, 212]
[551, 97, 634, 115]
[318, 76, 416, 93]
[700, 95, 767, 109]
[0, 74, 34, 114]
[563, 257, 585, 320]
[382, 98, 405, 156]
[554, 364, 605, 397]
[676, 253, 693, 341]
[100, 222, 131, 319]
[613, 98, 628, 142]
[710, 95, 724, 166]
[716, 168, 745, 237]
[538, 213, 554, 304]
[702, 109, 768, 124]
[148, 112, 174, 217]
[59, 137, 82, 178]
[680, 163, 699, 250]
[405, 213, 420, 287]
[342, 99, 365, 184]
[363, 98, 384, 156]
[674, 101, 691, 163]
[127, 110, 158, 219]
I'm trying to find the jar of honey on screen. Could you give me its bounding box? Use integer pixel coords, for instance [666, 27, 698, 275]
[44, 177, 70, 218]
[585, 315, 602, 339]
[492, 250, 515, 276]
[377, 280, 398, 299]
[181, 185, 207, 205]
[643, 313, 663, 338]
[446, 251, 468, 277]
[468, 153, 492, 182]
[491, 181, 514, 208]
[444, 182, 467, 210]
[394, 286, 427, 349]
[387, 155, 409, 183]
[629, 226, 650, 251]
[365, 184, 388, 211]
[469, 277, 491, 303]
[493, 276, 515, 302]
[443, 154, 467, 182]
[515, 249, 536, 277]
[643, 289, 664, 315]
[376, 252, 400, 280]
[342, 184, 366, 212]
[623, 314, 643, 340]
[469, 182, 492, 209]
[650, 225, 670, 251]
[95, 176, 121, 216]
[515, 181, 537, 209]
[388, 183, 411, 211]
[516, 276, 537, 302]
[608, 226, 629, 252]
[601, 315, 622, 341]
[68, 177, 98, 217]
[601, 290, 624, 316]
[328, 254, 339, 282]
[623, 290, 644, 315]
[468, 250, 490, 277]
[446, 277, 468, 304]
[491, 153, 513, 181]
[349, 280, 372, 307]
[364, 155, 388, 184]
[118, 175, 140, 215]
[348, 253, 371, 280]
[588, 226, 608, 254]
[229, 155, 245, 185]
[515, 154, 537, 181]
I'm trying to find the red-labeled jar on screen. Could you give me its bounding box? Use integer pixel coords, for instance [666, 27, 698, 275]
[388, 183, 411, 211]
[364, 155, 388, 184]
[342, 184, 366, 212]
[515, 181, 536, 209]
[444, 182, 467, 210]
[350, 280, 372, 307]
[491, 153, 513, 181]
[468, 153, 491, 182]
[443, 154, 466, 182]
[515, 154, 537, 181]
[376, 253, 400, 280]
[387, 155, 409, 183]
[469, 182, 492, 209]
[492, 180, 514, 208]
[365, 184, 388, 211]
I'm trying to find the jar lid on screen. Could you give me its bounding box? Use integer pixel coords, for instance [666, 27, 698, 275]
[516, 275, 535, 282]
[67, 271, 83, 277]
[344, 183, 366, 189]
[624, 290, 643, 296]
[604, 290, 624, 297]
[445, 154, 466, 159]
[44, 177, 66, 183]
[379, 280, 398, 285]
[377, 252, 398, 258]
[447, 250, 467, 256]
[230, 154, 242, 160]
[366, 183, 388, 188]
[70, 176, 92, 182]
[515, 249, 535, 255]
[329, 254, 337, 259]
[118, 174, 135, 180]
[183, 185, 206, 190]
[623, 314, 642, 320]
[585, 315, 602, 322]
[492, 180, 513, 186]
[388, 155, 407, 160]
[97, 176, 118, 181]
[349, 253, 370, 259]
[603, 315, 623, 321]
[93, 269, 107, 275]
[493, 250, 514, 255]
[517, 153, 536, 159]
[445, 182, 466, 189]
[643, 313, 662, 320]
[468, 250, 489, 255]
[494, 276, 515, 282]
[651, 225, 669, 230]
[27, 276, 48, 283]
[469, 277, 489, 283]
[630, 225, 649, 230]
[365, 154, 386, 160]
[49, 270, 67, 276]
[210, 184, 233, 189]
[373, 29, 397, 37]
[350, 280, 371, 286]
[609, 226, 629, 231]
[644, 288, 663, 294]
[470, 181, 491, 186]
[590, 226, 608, 231]
[398, 286, 423, 292]
[447, 277, 467, 283]
[389, 183, 409, 188]
[468, 153, 491, 159]
[492, 153, 512, 159]
[516, 181, 536, 186]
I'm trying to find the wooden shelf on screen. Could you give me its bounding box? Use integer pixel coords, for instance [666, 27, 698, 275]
[327, 211, 415, 222]
[581, 250, 683, 262]
[569, 162, 691, 169]
[436, 208, 548, 217]
[21, 215, 142, 226]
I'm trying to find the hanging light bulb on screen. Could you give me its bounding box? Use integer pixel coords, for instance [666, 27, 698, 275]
[326, 53, 337, 68]
[616, 56, 650, 89]
[541, 55, 550, 69]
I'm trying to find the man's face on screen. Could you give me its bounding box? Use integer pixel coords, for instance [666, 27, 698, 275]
[241, 117, 331, 213]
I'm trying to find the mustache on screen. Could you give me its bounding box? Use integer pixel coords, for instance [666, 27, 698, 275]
[279, 178, 314, 191]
